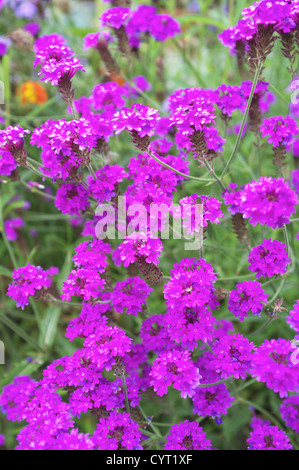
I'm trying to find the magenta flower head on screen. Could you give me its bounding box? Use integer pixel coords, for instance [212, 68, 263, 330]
[7, 265, 58, 309]
[280, 395, 299, 433]
[248, 239, 291, 278]
[164, 421, 213, 450]
[31, 118, 100, 181]
[149, 348, 201, 398]
[33, 33, 85, 103]
[286, 299, 299, 339]
[112, 103, 159, 151]
[112, 277, 153, 316]
[100, 6, 130, 30]
[240, 176, 298, 229]
[54, 183, 90, 216]
[228, 280, 268, 321]
[0, 126, 30, 167]
[251, 338, 299, 398]
[61, 267, 106, 302]
[4, 217, 25, 241]
[207, 333, 255, 379]
[149, 14, 181, 41]
[260, 115, 299, 148]
[92, 410, 142, 450]
[247, 419, 292, 450]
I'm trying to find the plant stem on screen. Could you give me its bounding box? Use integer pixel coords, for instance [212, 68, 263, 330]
[221, 60, 263, 178]
[121, 374, 131, 415]
[147, 150, 214, 183]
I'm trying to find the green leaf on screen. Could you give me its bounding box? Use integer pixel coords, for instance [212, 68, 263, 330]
[39, 305, 61, 350]
[1, 355, 47, 387]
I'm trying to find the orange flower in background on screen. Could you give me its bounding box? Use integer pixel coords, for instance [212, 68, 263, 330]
[16, 81, 49, 106]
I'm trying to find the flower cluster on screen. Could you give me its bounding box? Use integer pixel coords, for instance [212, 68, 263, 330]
[228, 280, 268, 321]
[248, 239, 291, 278]
[7, 265, 58, 309]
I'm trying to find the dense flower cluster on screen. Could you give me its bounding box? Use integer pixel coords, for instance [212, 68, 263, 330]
[247, 418, 293, 450]
[248, 238, 291, 278]
[251, 338, 299, 398]
[7, 265, 58, 309]
[223, 177, 298, 229]
[286, 300, 299, 339]
[280, 395, 299, 433]
[228, 280, 268, 321]
[260, 115, 299, 148]
[33, 33, 85, 91]
[164, 421, 213, 450]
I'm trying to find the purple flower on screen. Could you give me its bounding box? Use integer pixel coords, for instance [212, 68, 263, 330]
[83, 325, 132, 371]
[248, 239, 291, 278]
[86, 164, 127, 203]
[163, 306, 216, 350]
[292, 168, 299, 194]
[54, 183, 90, 216]
[260, 115, 299, 148]
[251, 338, 299, 398]
[207, 333, 255, 379]
[4, 217, 25, 241]
[0, 36, 11, 57]
[286, 300, 299, 339]
[280, 395, 299, 433]
[92, 410, 142, 450]
[0, 126, 30, 167]
[92, 81, 126, 110]
[65, 300, 110, 341]
[100, 6, 130, 30]
[228, 280, 268, 321]
[139, 314, 175, 354]
[240, 176, 298, 229]
[33, 33, 85, 98]
[61, 267, 106, 302]
[0, 375, 37, 421]
[7, 265, 57, 309]
[247, 419, 292, 450]
[23, 22, 40, 37]
[72, 239, 111, 271]
[112, 277, 152, 316]
[164, 421, 213, 450]
[115, 233, 163, 268]
[149, 14, 181, 41]
[31, 117, 101, 181]
[163, 258, 218, 315]
[149, 348, 201, 398]
[112, 103, 159, 138]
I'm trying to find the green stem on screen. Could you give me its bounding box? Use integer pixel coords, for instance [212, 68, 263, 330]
[20, 179, 55, 200]
[203, 160, 226, 191]
[197, 377, 234, 387]
[248, 316, 274, 338]
[238, 397, 284, 429]
[147, 150, 214, 182]
[235, 377, 257, 393]
[221, 60, 263, 178]
[138, 406, 162, 437]
[121, 375, 131, 415]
